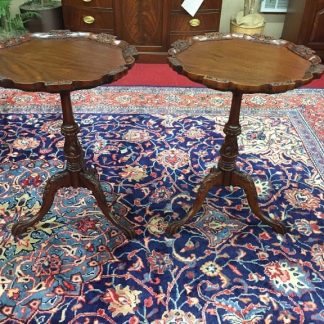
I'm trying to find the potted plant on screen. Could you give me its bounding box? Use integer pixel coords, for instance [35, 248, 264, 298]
[0, 0, 31, 39]
[19, 0, 63, 33]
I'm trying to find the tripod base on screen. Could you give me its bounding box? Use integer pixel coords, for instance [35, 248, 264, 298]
[12, 168, 135, 239]
[166, 168, 287, 236]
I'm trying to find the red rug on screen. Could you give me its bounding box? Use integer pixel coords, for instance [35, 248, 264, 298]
[0, 87, 323, 323]
[112, 64, 324, 88]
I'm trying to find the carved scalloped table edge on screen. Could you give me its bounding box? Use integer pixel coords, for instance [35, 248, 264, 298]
[0, 30, 138, 93]
[168, 32, 324, 94]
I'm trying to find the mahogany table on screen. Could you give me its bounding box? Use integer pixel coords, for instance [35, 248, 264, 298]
[167, 33, 324, 235]
[0, 31, 137, 239]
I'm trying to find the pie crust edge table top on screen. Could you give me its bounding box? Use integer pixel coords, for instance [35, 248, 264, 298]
[0, 31, 138, 239]
[168, 33, 324, 94]
[0, 30, 137, 93]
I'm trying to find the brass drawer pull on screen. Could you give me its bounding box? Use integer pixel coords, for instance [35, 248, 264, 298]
[83, 0, 92, 2]
[189, 18, 200, 27]
[83, 15, 95, 24]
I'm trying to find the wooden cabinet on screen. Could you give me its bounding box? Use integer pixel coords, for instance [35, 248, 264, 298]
[62, 0, 222, 62]
[282, 0, 324, 60]
[114, 0, 170, 56]
[63, 0, 114, 34]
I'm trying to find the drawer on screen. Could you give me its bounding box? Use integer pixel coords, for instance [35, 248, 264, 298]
[62, 0, 112, 8]
[63, 6, 113, 31]
[170, 11, 220, 32]
[171, 0, 222, 11]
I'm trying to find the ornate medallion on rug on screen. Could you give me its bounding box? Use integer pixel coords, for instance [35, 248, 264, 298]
[0, 87, 323, 323]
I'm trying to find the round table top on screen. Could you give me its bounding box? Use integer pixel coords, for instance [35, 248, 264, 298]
[0, 31, 137, 93]
[168, 33, 324, 94]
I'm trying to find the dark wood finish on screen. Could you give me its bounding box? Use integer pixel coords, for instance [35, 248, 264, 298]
[114, 0, 169, 52]
[167, 33, 324, 235]
[62, 0, 222, 62]
[63, 0, 113, 7]
[169, 34, 193, 45]
[282, 0, 324, 60]
[170, 12, 220, 32]
[63, 6, 113, 33]
[169, 1, 221, 45]
[171, 0, 222, 10]
[0, 31, 137, 239]
[169, 33, 323, 93]
[0, 31, 136, 93]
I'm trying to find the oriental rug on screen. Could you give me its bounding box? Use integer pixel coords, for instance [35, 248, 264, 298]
[0, 87, 323, 323]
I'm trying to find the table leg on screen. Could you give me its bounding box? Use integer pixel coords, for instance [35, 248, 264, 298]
[167, 92, 287, 235]
[12, 91, 135, 239]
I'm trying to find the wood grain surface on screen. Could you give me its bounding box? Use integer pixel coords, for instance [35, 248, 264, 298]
[115, 0, 165, 46]
[169, 34, 324, 93]
[0, 32, 137, 92]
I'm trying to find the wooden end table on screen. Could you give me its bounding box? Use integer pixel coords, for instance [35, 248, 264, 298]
[0, 31, 137, 239]
[167, 33, 324, 235]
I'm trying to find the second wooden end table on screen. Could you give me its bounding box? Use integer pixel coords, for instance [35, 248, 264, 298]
[167, 33, 323, 235]
[0, 31, 138, 239]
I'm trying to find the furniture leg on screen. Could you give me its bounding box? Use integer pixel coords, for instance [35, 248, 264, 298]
[231, 170, 286, 234]
[79, 169, 135, 239]
[12, 91, 135, 239]
[167, 92, 287, 235]
[11, 170, 70, 236]
[167, 168, 223, 235]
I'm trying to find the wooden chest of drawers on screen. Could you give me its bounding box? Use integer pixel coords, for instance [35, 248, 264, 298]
[62, 0, 222, 62]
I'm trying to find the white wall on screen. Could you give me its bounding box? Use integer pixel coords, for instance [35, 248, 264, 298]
[220, 0, 286, 38]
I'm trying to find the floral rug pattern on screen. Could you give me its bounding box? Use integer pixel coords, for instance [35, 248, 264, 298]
[0, 87, 323, 323]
